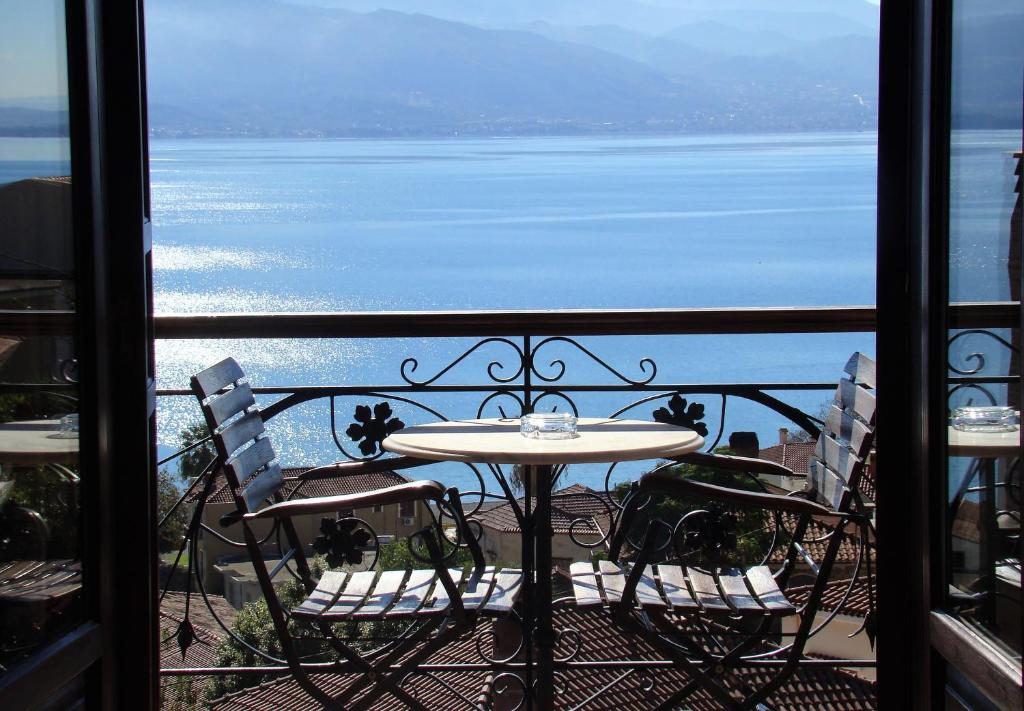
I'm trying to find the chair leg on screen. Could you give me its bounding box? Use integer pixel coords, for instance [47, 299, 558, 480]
[314, 618, 438, 711]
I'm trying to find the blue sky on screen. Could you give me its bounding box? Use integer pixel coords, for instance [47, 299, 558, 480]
[0, 0, 68, 103]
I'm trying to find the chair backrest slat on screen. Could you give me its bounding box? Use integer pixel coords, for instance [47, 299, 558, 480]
[814, 435, 861, 484]
[217, 410, 266, 459]
[191, 358, 286, 515]
[808, 459, 848, 511]
[192, 357, 246, 399]
[837, 377, 876, 426]
[823, 405, 873, 458]
[227, 436, 276, 483]
[241, 462, 285, 511]
[804, 352, 876, 510]
[206, 382, 256, 425]
[844, 352, 876, 389]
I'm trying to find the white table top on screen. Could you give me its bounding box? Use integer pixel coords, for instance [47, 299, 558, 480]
[382, 417, 704, 465]
[0, 419, 79, 465]
[948, 425, 1020, 458]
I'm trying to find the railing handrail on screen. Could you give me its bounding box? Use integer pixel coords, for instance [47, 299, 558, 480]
[3, 302, 1017, 338]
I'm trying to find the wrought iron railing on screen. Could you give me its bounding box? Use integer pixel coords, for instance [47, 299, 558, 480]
[7, 303, 1017, 706]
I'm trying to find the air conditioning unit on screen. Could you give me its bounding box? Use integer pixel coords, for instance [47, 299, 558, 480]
[401, 516, 415, 526]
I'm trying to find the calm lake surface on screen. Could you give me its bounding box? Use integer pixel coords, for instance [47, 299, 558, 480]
[8, 130, 1015, 490]
[147, 132, 885, 490]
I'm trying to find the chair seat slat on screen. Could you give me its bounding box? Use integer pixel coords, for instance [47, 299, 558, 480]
[324, 570, 377, 618]
[386, 570, 436, 618]
[293, 571, 348, 617]
[569, 561, 602, 606]
[351, 570, 407, 619]
[599, 560, 626, 604]
[744, 566, 796, 615]
[717, 568, 763, 613]
[634, 565, 668, 609]
[461, 566, 497, 612]
[686, 568, 731, 612]
[483, 569, 523, 615]
[656, 565, 699, 610]
[417, 569, 465, 616]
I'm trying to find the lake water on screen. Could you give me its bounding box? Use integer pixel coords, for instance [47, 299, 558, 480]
[145, 132, 883, 491]
[3, 130, 1018, 491]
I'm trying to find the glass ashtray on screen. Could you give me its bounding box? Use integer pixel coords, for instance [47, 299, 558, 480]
[951, 406, 1018, 432]
[50, 413, 80, 439]
[520, 412, 578, 439]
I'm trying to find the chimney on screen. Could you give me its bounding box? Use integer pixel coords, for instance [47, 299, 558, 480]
[779, 428, 789, 445]
[728, 431, 759, 458]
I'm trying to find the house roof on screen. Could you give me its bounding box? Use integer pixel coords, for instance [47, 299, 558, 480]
[159, 592, 237, 699]
[759, 441, 816, 475]
[473, 484, 615, 536]
[786, 577, 875, 619]
[187, 467, 412, 505]
[208, 604, 876, 710]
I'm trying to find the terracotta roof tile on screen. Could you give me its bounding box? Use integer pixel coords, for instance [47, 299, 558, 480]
[786, 577, 875, 619]
[759, 441, 816, 475]
[208, 605, 876, 710]
[473, 485, 615, 535]
[159, 592, 235, 701]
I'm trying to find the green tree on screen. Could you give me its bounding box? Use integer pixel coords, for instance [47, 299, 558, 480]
[157, 469, 190, 553]
[178, 422, 216, 482]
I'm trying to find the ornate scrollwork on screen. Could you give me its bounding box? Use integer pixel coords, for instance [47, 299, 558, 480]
[312, 516, 377, 568]
[531, 336, 657, 385]
[948, 329, 1019, 375]
[652, 393, 709, 437]
[675, 506, 738, 557]
[400, 337, 525, 386]
[345, 402, 405, 456]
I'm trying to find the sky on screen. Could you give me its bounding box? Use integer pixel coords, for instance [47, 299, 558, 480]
[0, 0, 68, 103]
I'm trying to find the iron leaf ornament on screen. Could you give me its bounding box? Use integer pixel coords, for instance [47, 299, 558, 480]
[346, 402, 404, 456]
[652, 394, 709, 437]
[313, 516, 373, 568]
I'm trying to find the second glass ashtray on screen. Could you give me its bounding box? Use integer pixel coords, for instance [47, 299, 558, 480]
[951, 406, 1019, 432]
[520, 412, 578, 439]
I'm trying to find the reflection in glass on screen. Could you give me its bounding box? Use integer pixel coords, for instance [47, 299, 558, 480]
[0, 0, 81, 676]
[945, 0, 1023, 660]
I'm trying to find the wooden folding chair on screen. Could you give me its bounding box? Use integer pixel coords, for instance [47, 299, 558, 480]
[191, 358, 523, 709]
[568, 352, 877, 709]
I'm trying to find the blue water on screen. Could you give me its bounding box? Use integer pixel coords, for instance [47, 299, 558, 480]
[140, 132, 885, 491]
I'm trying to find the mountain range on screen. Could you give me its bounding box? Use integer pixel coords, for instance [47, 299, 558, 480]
[3, 1, 1019, 138]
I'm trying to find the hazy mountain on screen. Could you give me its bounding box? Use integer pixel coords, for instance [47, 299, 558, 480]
[288, 0, 879, 38]
[0, 107, 68, 137]
[146, 1, 720, 137]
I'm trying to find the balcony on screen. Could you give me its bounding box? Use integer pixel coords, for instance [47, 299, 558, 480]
[145, 302, 1015, 709]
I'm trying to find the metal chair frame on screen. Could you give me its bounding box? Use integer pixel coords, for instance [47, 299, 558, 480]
[191, 357, 496, 710]
[571, 352, 877, 710]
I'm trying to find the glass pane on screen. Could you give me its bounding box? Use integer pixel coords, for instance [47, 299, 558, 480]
[0, 0, 82, 675]
[945, 0, 1023, 661]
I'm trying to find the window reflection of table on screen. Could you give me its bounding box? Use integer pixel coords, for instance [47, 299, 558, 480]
[383, 417, 704, 711]
[948, 424, 1020, 630]
[0, 419, 78, 467]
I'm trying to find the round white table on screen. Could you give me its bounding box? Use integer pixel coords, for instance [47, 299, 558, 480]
[948, 425, 1020, 458]
[384, 417, 704, 710]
